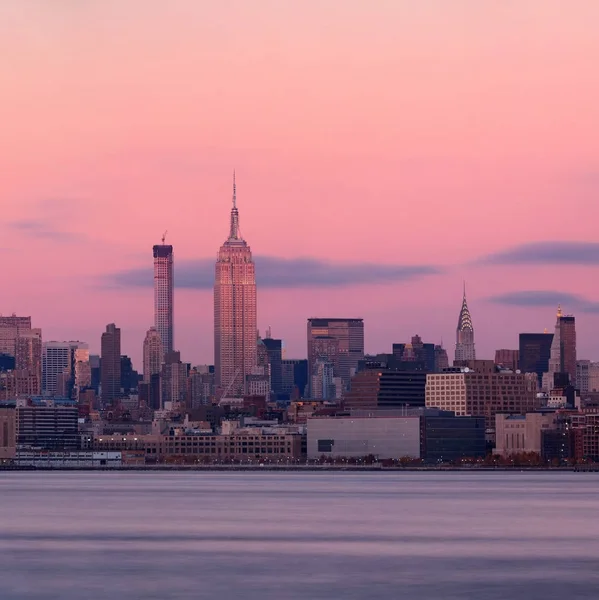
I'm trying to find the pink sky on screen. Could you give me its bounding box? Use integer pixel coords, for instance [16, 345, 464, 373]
[2, 1, 599, 368]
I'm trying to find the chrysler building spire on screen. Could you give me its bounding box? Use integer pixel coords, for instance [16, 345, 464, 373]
[455, 283, 476, 362]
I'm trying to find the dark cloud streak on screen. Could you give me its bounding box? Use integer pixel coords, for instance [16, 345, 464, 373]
[477, 241, 599, 266]
[109, 256, 443, 290]
[8, 218, 84, 243]
[488, 290, 599, 313]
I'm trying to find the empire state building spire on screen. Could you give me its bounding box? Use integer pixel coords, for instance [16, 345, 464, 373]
[455, 282, 476, 362]
[229, 170, 241, 241]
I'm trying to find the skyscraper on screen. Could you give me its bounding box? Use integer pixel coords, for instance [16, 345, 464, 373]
[307, 318, 364, 395]
[153, 238, 174, 356]
[42, 341, 88, 397]
[263, 336, 283, 398]
[542, 306, 577, 390]
[560, 312, 577, 387]
[519, 332, 553, 388]
[214, 174, 257, 397]
[454, 285, 476, 363]
[161, 351, 189, 406]
[143, 327, 163, 383]
[15, 328, 42, 394]
[100, 324, 121, 403]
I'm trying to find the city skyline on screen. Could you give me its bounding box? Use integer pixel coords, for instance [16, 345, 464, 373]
[3, 2, 599, 365]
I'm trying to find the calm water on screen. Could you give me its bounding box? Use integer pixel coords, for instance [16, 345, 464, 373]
[0, 471, 598, 599]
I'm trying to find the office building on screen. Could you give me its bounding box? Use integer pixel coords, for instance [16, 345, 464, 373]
[543, 306, 577, 390]
[307, 318, 364, 395]
[161, 351, 188, 406]
[344, 367, 427, 410]
[421, 413, 486, 463]
[454, 285, 476, 363]
[263, 336, 283, 398]
[187, 366, 214, 408]
[15, 329, 42, 394]
[281, 359, 308, 400]
[494, 349, 519, 372]
[0, 316, 41, 395]
[143, 327, 163, 384]
[577, 360, 599, 395]
[426, 362, 540, 429]
[495, 412, 559, 456]
[307, 414, 422, 460]
[0, 406, 16, 461]
[153, 239, 174, 356]
[307, 409, 484, 462]
[14, 398, 80, 451]
[0, 315, 32, 356]
[0, 371, 41, 400]
[434, 345, 449, 372]
[392, 335, 436, 371]
[214, 174, 257, 397]
[311, 359, 336, 400]
[519, 332, 553, 388]
[42, 341, 88, 397]
[74, 348, 91, 399]
[101, 324, 121, 403]
[120, 356, 138, 394]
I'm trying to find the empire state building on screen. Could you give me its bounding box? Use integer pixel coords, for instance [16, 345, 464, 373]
[214, 174, 257, 397]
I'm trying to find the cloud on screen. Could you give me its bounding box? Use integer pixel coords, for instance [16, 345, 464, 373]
[8, 218, 84, 242]
[488, 290, 599, 313]
[476, 241, 599, 266]
[108, 256, 442, 290]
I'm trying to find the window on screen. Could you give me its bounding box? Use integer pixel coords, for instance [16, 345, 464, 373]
[318, 439, 334, 452]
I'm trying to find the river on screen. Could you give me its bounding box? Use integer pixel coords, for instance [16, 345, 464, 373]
[1, 472, 598, 599]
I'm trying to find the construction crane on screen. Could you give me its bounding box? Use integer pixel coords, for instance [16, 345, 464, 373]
[218, 368, 241, 404]
[161, 230, 168, 244]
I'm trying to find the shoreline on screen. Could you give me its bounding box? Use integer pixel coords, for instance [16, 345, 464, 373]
[2, 464, 598, 472]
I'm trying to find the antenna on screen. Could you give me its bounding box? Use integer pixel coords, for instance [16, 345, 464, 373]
[162, 231, 167, 244]
[232, 170, 237, 208]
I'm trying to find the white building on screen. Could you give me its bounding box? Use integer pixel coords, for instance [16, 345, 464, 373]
[307, 416, 421, 460]
[577, 360, 599, 395]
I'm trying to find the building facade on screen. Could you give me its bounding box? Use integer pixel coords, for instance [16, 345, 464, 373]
[307, 415, 421, 460]
[0, 315, 32, 357]
[281, 359, 308, 400]
[263, 336, 283, 398]
[143, 327, 163, 384]
[161, 351, 188, 407]
[519, 332, 553, 388]
[101, 324, 121, 403]
[0, 406, 16, 461]
[344, 367, 427, 410]
[577, 360, 599, 395]
[153, 241, 174, 356]
[42, 341, 87, 397]
[15, 399, 80, 451]
[494, 349, 519, 372]
[307, 318, 364, 396]
[495, 412, 558, 456]
[214, 175, 257, 398]
[425, 364, 540, 429]
[543, 307, 577, 390]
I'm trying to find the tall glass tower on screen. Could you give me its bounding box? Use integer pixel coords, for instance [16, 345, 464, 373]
[214, 174, 257, 398]
[153, 239, 174, 356]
